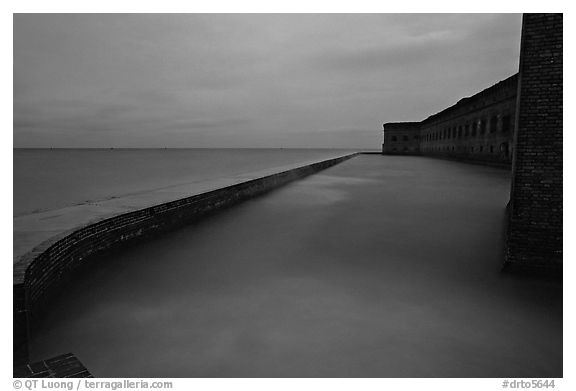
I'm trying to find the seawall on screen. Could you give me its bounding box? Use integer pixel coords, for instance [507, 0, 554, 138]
[13, 152, 358, 367]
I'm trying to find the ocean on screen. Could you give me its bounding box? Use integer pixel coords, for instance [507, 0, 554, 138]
[13, 148, 359, 216]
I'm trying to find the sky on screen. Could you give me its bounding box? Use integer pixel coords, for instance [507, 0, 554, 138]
[13, 14, 522, 149]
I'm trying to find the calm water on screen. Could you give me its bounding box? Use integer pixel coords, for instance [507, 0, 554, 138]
[29, 155, 562, 377]
[13, 148, 357, 216]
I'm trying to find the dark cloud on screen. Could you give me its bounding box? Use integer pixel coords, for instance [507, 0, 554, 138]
[13, 14, 522, 149]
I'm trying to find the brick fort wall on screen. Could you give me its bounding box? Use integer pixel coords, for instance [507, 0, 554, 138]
[505, 14, 563, 271]
[383, 75, 517, 167]
[382, 122, 420, 155]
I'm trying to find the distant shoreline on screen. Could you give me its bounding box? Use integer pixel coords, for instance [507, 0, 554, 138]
[13, 147, 373, 151]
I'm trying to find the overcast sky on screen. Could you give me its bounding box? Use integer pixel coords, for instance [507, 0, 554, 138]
[14, 14, 522, 149]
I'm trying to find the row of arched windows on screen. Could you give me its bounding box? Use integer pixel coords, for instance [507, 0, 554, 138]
[422, 114, 512, 143]
[391, 147, 412, 152]
[422, 142, 510, 156]
[390, 135, 419, 142]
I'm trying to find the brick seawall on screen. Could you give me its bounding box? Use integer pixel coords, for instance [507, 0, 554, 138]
[13, 153, 358, 367]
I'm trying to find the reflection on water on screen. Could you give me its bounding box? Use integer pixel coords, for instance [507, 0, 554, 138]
[29, 156, 562, 377]
[264, 174, 378, 206]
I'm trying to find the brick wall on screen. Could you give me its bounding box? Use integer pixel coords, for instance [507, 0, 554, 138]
[383, 75, 517, 167]
[382, 122, 421, 154]
[505, 14, 563, 271]
[14, 353, 92, 378]
[13, 153, 358, 365]
[420, 75, 517, 166]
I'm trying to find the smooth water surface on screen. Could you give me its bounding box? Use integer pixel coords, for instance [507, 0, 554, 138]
[30, 155, 562, 377]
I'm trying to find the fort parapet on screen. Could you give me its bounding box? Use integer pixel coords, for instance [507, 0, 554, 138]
[383, 74, 518, 167]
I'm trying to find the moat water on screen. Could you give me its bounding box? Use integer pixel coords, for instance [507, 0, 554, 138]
[28, 155, 562, 377]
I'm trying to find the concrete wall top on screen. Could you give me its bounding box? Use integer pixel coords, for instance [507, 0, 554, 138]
[13, 152, 358, 276]
[13, 152, 359, 366]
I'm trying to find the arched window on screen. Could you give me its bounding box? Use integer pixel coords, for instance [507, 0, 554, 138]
[490, 115, 498, 133]
[480, 119, 486, 135]
[502, 115, 512, 133]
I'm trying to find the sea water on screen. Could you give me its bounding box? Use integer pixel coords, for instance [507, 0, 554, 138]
[14, 148, 357, 216]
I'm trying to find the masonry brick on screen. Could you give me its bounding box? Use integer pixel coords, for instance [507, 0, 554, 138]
[14, 353, 92, 378]
[506, 14, 562, 271]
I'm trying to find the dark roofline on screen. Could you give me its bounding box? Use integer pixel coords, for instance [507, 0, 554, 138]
[421, 73, 518, 125]
[383, 122, 421, 128]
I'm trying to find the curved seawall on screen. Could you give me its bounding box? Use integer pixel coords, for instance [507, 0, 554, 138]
[13, 152, 358, 366]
